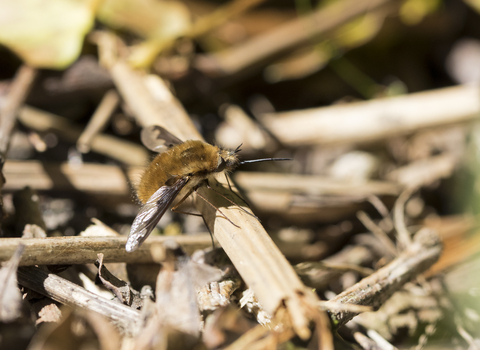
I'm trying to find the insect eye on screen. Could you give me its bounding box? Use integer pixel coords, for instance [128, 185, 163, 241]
[216, 157, 226, 172]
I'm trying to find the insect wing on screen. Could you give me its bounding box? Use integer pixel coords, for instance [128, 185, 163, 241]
[141, 125, 183, 153]
[126, 177, 188, 252]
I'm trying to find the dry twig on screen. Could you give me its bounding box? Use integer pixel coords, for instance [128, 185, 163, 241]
[17, 106, 148, 166]
[0, 235, 214, 266]
[195, 0, 393, 76]
[0, 65, 37, 169]
[325, 228, 442, 327]
[259, 84, 480, 147]
[17, 266, 140, 332]
[77, 89, 120, 153]
[0, 65, 37, 227]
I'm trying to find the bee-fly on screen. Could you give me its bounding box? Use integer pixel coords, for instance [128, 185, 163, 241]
[126, 125, 290, 252]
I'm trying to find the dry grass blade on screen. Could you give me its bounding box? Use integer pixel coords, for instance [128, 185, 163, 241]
[187, 0, 267, 38]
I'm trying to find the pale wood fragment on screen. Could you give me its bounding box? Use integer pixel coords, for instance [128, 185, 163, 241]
[260, 84, 480, 147]
[17, 106, 148, 166]
[233, 172, 401, 196]
[386, 153, 457, 189]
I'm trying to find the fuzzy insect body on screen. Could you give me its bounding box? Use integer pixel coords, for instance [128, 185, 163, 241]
[126, 125, 289, 253]
[137, 140, 238, 205]
[126, 126, 241, 252]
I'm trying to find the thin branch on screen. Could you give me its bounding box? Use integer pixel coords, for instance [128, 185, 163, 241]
[0, 65, 37, 228]
[295, 245, 373, 290]
[0, 65, 37, 167]
[357, 210, 397, 257]
[232, 172, 401, 197]
[0, 235, 214, 266]
[77, 89, 120, 153]
[367, 195, 394, 229]
[128, 0, 268, 67]
[354, 332, 383, 350]
[325, 228, 442, 327]
[393, 187, 416, 250]
[386, 153, 457, 189]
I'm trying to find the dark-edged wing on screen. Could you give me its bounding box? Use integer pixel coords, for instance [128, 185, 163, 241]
[126, 177, 188, 252]
[141, 125, 183, 153]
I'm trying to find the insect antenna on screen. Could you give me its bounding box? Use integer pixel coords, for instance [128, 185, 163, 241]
[239, 158, 292, 165]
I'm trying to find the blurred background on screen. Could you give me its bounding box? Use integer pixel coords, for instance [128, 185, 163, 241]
[1, 0, 480, 349]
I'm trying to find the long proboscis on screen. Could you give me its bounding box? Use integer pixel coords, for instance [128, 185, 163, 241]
[239, 158, 292, 165]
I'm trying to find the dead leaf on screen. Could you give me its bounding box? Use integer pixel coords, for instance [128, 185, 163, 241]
[35, 300, 62, 325]
[0, 244, 25, 322]
[95, 253, 141, 307]
[155, 253, 223, 337]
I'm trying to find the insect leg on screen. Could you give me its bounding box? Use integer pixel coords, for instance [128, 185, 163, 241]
[207, 179, 259, 221]
[171, 188, 203, 217]
[170, 187, 216, 248]
[224, 173, 254, 209]
[201, 215, 216, 249]
[194, 190, 240, 228]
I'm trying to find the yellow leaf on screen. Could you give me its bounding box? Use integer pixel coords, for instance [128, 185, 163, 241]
[400, 0, 441, 26]
[334, 12, 385, 49]
[0, 0, 98, 69]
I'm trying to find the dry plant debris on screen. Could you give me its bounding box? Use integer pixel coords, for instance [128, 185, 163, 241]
[0, 0, 479, 349]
